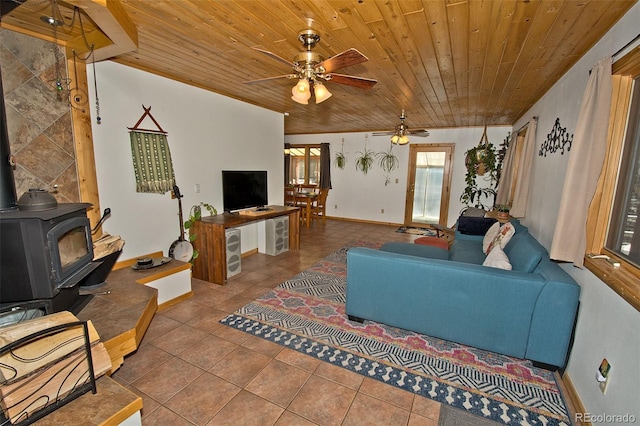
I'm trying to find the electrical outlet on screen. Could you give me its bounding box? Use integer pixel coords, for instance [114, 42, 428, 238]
[395, 178, 399, 184]
[381, 209, 384, 214]
[195, 183, 200, 193]
[597, 358, 611, 394]
[334, 204, 337, 209]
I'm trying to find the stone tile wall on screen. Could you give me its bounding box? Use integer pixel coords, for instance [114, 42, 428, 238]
[0, 28, 79, 203]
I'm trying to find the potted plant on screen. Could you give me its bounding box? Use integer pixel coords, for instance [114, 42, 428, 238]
[460, 128, 501, 209]
[377, 145, 399, 186]
[355, 147, 375, 174]
[495, 204, 510, 218]
[184, 202, 217, 262]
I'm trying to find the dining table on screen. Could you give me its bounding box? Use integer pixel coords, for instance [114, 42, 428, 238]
[296, 191, 317, 228]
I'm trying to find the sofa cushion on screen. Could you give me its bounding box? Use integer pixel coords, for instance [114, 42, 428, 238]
[449, 247, 487, 264]
[457, 216, 498, 236]
[483, 245, 512, 270]
[504, 235, 544, 273]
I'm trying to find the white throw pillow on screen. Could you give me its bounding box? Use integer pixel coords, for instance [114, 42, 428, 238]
[486, 222, 515, 254]
[483, 245, 512, 270]
[482, 222, 501, 254]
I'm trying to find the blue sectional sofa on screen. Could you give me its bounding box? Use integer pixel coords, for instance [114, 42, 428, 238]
[345, 220, 581, 368]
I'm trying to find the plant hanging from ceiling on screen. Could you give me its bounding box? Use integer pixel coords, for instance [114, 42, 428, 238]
[460, 126, 500, 209]
[355, 134, 375, 175]
[334, 138, 347, 169]
[377, 144, 399, 186]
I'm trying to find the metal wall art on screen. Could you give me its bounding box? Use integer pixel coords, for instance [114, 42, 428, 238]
[539, 117, 573, 156]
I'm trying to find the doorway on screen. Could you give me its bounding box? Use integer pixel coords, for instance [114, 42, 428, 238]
[404, 144, 454, 227]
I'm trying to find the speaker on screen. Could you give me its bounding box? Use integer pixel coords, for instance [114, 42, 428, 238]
[225, 228, 242, 277]
[264, 216, 289, 256]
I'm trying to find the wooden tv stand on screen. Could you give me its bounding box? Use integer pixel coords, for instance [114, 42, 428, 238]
[191, 206, 300, 285]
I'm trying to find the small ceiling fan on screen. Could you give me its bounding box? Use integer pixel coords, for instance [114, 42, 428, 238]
[372, 110, 430, 145]
[244, 29, 377, 104]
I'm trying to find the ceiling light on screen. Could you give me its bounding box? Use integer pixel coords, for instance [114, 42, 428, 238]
[314, 82, 332, 104]
[398, 135, 410, 145]
[291, 78, 311, 104]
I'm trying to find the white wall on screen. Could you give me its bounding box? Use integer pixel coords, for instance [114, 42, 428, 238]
[510, 3, 640, 422]
[87, 61, 284, 259]
[286, 126, 511, 227]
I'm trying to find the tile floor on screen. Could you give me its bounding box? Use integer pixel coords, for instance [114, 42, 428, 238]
[110, 219, 444, 425]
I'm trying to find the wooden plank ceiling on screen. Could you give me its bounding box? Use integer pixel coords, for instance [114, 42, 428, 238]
[2, 0, 636, 135]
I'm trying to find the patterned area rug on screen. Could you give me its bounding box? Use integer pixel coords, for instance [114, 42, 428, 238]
[220, 241, 571, 426]
[396, 225, 438, 236]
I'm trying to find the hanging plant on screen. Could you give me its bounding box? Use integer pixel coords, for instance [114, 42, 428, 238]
[334, 138, 347, 169]
[377, 144, 399, 186]
[355, 134, 375, 175]
[355, 147, 375, 174]
[460, 127, 500, 209]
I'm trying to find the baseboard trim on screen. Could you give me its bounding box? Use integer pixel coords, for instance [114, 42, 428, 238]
[556, 372, 588, 425]
[325, 216, 403, 227]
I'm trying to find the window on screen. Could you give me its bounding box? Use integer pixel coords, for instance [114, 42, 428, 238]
[605, 78, 640, 267]
[287, 145, 321, 185]
[586, 47, 640, 311]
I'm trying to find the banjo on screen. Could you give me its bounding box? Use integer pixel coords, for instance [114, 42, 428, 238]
[168, 185, 194, 262]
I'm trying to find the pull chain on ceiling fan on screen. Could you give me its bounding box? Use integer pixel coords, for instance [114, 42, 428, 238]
[372, 110, 430, 145]
[245, 29, 377, 105]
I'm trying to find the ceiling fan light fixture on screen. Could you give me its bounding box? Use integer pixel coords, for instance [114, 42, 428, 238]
[390, 135, 400, 144]
[399, 135, 410, 145]
[314, 82, 332, 104]
[291, 79, 311, 104]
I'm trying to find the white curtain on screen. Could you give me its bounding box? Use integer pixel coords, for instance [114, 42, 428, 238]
[550, 57, 613, 267]
[509, 118, 537, 218]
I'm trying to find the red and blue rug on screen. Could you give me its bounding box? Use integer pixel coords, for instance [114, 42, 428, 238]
[220, 241, 571, 426]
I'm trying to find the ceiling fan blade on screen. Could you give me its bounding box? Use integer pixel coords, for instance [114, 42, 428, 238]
[244, 74, 297, 84]
[409, 130, 430, 137]
[327, 73, 377, 89]
[252, 47, 295, 68]
[372, 131, 395, 136]
[319, 48, 369, 73]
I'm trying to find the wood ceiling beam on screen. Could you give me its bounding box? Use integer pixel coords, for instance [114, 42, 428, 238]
[64, 0, 138, 61]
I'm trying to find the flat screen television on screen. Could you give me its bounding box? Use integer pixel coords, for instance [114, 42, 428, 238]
[222, 170, 268, 212]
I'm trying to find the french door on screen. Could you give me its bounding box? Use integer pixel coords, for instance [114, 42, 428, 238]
[404, 144, 454, 227]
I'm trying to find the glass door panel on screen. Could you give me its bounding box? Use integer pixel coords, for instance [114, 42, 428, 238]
[405, 144, 454, 227]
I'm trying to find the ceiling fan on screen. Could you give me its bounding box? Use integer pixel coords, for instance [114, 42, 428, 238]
[244, 29, 377, 104]
[372, 110, 430, 145]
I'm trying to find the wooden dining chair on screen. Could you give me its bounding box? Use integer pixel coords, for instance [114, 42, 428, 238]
[310, 188, 329, 224]
[284, 186, 297, 207]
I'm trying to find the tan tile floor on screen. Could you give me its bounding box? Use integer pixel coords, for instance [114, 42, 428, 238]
[111, 219, 445, 425]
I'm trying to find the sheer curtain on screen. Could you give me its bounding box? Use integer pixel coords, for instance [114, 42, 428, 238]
[496, 132, 517, 206]
[509, 118, 537, 218]
[550, 56, 613, 267]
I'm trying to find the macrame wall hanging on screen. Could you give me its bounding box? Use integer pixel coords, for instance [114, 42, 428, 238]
[538, 117, 573, 157]
[128, 105, 176, 194]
